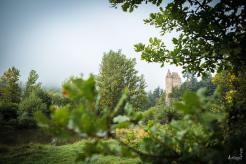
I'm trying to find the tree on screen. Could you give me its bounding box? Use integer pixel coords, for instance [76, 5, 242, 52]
[212, 70, 246, 152]
[24, 70, 51, 111]
[0, 67, 21, 104]
[18, 70, 50, 127]
[198, 73, 216, 96]
[24, 70, 40, 97]
[152, 87, 163, 102]
[97, 50, 147, 111]
[146, 86, 164, 109]
[0, 67, 21, 123]
[110, 0, 245, 76]
[18, 91, 47, 127]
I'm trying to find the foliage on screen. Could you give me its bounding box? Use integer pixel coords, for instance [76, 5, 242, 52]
[109, 3, 246, 158]
[97, 50, 147, 112]
[17, 70, 51, 128]
[142, 105, 180, 124]
[18, 91, 47, 128]
[198, 73, 217, 96]
[135, 88, 225, 163]
[110, 0, 162, 12]
[35, 74, 227, 163]
[23, 70, 41, 97]
[35, 75, 144, 161]
[171, 72, 216, 100]
[36, 75, 106, 138]
[110, 3, 246, 159]
[109, 1, 246, 159]
[0, 68, 52, 128]
[0, 67, 21, 104]
[213, 70, 246, 155]
[23, 70, 52, 109]
[49, 91, 70, 107]
[0, 102, 18, 124]
[213, 70, 238, 104]
[0, 67, 21, 125]
[116, 128, 148, 149]
[111, 0, 246, 76]
[145, 87, 163, 109]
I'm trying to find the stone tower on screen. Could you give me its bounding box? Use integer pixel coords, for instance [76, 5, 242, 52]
[165, 70, 181, 105]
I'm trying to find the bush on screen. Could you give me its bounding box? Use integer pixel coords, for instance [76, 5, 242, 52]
[142, 105, 180, 124]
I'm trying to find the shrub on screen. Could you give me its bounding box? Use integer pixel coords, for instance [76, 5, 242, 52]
[142, 105, 180, 124]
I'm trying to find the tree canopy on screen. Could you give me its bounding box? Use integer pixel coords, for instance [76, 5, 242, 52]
[0, 67, 21, 104]
[24, 70, 41, 97]
[110, 0, 246, 76]
[146, 86, 164, 109]
[97, 50, 147, 111]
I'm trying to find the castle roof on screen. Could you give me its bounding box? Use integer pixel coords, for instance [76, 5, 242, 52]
[166, 69, 171, 77]
[166, 70, 181, 79]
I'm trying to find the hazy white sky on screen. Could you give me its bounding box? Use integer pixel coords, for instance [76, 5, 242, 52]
[0, 0, 182, 91]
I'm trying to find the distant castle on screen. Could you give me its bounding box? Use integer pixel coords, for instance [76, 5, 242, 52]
[165, 70, 181, 105]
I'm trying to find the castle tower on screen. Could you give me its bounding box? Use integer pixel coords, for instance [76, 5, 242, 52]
[165, 70, 172, 95]
[165, 70, 181, 106]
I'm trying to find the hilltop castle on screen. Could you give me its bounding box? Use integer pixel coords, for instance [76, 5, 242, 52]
[165, 70, 181, 105]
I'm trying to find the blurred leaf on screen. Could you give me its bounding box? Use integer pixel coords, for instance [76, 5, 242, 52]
[34, 111, 50, 128]
[53, 108, 69, 126]
[113, 121, 131, 129]
[113, 115, 130, 123]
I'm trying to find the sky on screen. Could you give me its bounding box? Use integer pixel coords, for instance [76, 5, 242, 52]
[0, 0, 183, 91]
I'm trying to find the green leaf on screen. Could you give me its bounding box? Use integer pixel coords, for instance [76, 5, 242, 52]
[172, 37, 178, 44]
[34, 111, 50, 128]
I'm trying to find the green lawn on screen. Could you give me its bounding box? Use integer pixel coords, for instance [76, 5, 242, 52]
[0, 140, 139, 164]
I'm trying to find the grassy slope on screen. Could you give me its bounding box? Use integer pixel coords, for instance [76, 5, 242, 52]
[0, 141, 139, 164]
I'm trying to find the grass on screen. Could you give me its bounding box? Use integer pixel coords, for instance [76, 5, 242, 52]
[0, 140, 139, 164]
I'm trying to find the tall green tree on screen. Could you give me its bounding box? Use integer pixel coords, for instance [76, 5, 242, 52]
[18, 70, 50, 127]
[24, 70, 40, 97]
[0, 67, 21, 122]
[18, 91, 47, 127]
[97, 50, 147, 111]
[0, 67, 21, 104]
[24, 70, 51, 110]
